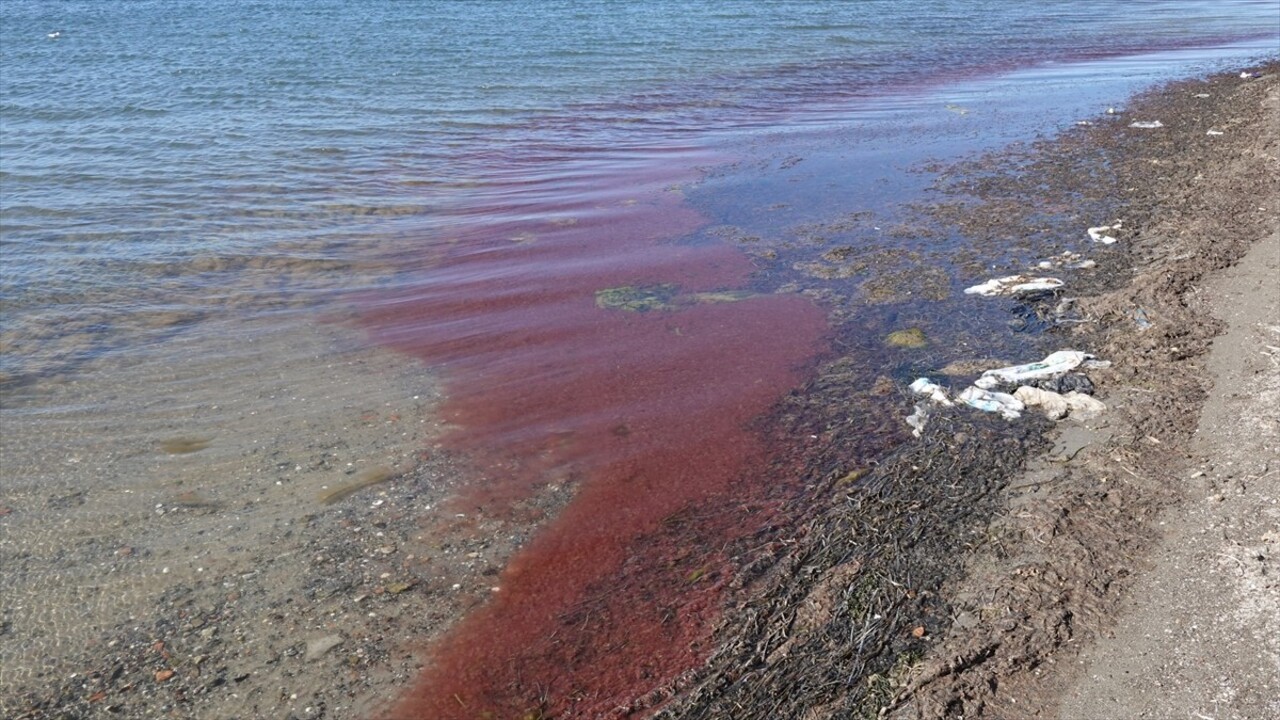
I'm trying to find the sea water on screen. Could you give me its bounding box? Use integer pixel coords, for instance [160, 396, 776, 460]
[1, 0, 1276, 391]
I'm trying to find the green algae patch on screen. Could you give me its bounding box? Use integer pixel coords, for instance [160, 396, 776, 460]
[594, 284, 678, 312]
[884, 327, 928, 349]
[690, 290, 757, 304]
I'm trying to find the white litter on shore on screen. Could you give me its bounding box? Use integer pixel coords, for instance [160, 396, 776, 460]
[958, 386, 1024, 419]
[909, 377, 954, 406]
[904, 352, 1111, 435]
[964, 275, 1065, 297]
[1088, 223, 1121, 244]
[1036, 251, 1096, 270]
[1013, 386, 1108, 421]
[1062, 391, 1107, 420]
[1014, 386, 1070, 419]
[1207, 129, 1225, 136]
[906, 403, 931, 437]
[974, 350, 1093, 389]
[1130, 120, 1164, 129]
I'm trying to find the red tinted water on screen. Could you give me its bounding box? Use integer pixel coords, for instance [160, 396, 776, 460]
[361, 149, 828, 717]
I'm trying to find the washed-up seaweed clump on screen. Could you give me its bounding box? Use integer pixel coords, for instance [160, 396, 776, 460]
[645, 409, 1045, 718]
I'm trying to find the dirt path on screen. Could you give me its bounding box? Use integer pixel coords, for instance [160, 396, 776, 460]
[1052, 232, 1279, 720]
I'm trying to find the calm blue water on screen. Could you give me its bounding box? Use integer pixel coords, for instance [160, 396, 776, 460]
[1, 0, 1277, 388]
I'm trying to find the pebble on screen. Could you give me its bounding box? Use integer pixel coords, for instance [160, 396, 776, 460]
[304, 634, 344, 661]
[154, 669, 175, 682]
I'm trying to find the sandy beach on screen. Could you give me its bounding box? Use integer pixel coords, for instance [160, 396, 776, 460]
[3, 61, 1277, 720]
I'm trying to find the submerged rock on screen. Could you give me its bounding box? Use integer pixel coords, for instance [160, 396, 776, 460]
[594, 284, 678, 312]
[304, 634, 344, 662]
[885, 327, 928, 349]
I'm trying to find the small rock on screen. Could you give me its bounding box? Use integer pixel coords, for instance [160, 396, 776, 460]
[154, 669, 176, 682]
[385, 581, 416, 594]
[304, 634, 344, 661]
[884, 327, 928, 349]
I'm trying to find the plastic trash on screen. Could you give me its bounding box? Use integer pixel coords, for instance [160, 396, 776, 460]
[1014, 386, 1107, 421]
[1033, 373, 1095, 396]
[1063, 391, 1106, 420]
[958, 386, 1024, 419]
[1206, 129, 1225, 136]
[1036, 251, 1095, 270]
[974, 350, 1093, 390]
[1129, 120, 1164, 129]
[905, 403, 931, 437]
[1240, 71, 1261, 79]
[1013, 386, 1070, 420]
[909, 377, 954, 406]
[964, 275, 1065, 297]
[1087, 224, 1120, 244]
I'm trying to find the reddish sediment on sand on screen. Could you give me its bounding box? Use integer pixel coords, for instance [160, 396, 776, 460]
[360, 156, 828, 717]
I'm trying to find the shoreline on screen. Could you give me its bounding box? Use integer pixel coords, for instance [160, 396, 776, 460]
[653, 61, 1278, 719]
[898, 61, 1279, 719]
[3, 60, 1276, 720]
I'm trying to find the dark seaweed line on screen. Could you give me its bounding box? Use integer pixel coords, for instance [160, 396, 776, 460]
[636, 410, 1045, 719]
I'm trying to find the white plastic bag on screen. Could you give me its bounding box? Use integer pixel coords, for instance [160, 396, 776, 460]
[964, 275, 1065, 297]
[1013, 386, 1070, 420]
[909, 377, 954, 406]
[958, 386, 1024, 419]
[974, 350, 1093, 389]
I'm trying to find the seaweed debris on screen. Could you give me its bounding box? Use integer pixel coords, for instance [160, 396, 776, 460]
[649, 411, 1045, 718]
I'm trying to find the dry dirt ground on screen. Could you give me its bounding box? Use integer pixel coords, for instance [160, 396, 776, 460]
[1051, 235, 1280, 720]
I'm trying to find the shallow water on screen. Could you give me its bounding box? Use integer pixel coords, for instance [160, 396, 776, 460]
[2, 0, 1275, 391]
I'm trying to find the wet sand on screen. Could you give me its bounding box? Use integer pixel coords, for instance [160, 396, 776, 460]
[0, 319, 526, 719]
